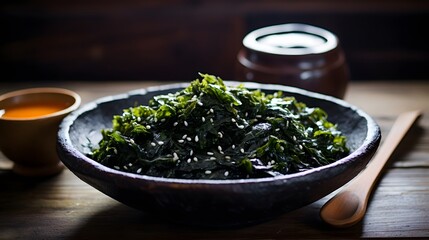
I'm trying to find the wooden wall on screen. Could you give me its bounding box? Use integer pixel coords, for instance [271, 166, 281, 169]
[1, 0, 429, 82]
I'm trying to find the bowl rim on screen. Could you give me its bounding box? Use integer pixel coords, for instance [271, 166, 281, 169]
[0, 87, 81, 121]
[58, 81, 380, 186]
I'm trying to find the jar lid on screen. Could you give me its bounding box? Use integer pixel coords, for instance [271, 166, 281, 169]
[243, 23, 338, 56]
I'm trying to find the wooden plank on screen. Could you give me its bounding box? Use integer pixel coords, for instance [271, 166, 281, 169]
[0, 168, 428, 239]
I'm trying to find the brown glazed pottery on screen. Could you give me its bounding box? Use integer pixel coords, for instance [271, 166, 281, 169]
[237, 23, 349, 99]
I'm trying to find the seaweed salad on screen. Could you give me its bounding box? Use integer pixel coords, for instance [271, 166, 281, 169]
[91, 73, 349, 179]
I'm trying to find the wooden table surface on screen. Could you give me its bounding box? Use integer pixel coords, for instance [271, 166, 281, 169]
[1, 80, 428, 239]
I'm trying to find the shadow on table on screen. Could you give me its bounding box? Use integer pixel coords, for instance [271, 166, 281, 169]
[0, 168, 61, 192]
[67, 199, 364, 239]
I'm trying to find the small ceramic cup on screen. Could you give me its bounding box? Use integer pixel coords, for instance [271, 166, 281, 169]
[0, 88, 81, 177]
[237, 23, 349, 99]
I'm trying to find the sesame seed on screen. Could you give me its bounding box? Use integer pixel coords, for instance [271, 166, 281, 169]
[114, 166, 120, 170]
[128, 163, 133, 166]
[173, 152, 179, 161]
[210, 118, 214, 123]
[237, 124, 245, 129]
[218, 132, 223, 138]
[207, 152, 214, 155]
[130, 139, 135, 144]
[225, 156, 231, 160]
[197, 101, 203, 106]
[146, 125, 151, 129]
[137, 117, 141, 122]
[187, 158, 191, 163]
[275, 128, 280, 131]
[124, 165, 128, 170]
[178, 139, 184, 143]
[160, 118, 166, 122]
[299, 144, 303, 150]
[210, 157, 216, 160]
[232, 145, 236, 149]
[256, 115, 262, 118]
[151, 142, 156, 146]
[173, 122, 178, 126]
[224, 171, 229, 177]
[190, 149, 193, 155]
[271, 160, 276, 165]
[113, 148, 118, 154]
[158, 141, 164, 145]
[184, 121, 188, 127]
[231, 118, 236, 123]
[202, 116, 206, 122]
[137, 168, 142, 173]
[154, 117, 158, 122]
[205, 170, 212, 174]
[280, 146, 285, 151]
[195, 135, 199, 142]
[187, 137, 192, 141]
[193, 157, 198, 161]
[245, 112, 248, 117]
[210, 108, 214, 113]
[240, 148, 245, 153]
[182, 134, 187, 139]
[217, 146, 225, 154]
[293, 136, 297, 141]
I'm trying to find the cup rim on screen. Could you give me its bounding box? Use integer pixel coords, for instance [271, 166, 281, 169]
[0, 87, 81, 121]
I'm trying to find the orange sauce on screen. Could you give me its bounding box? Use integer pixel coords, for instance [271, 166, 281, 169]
[0, 102, 68, 119]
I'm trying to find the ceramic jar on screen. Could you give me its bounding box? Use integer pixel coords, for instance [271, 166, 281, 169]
[237, 23, 349, 99]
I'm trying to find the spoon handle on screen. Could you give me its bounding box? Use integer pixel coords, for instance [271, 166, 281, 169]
[351, 110, 421, 197]
[321, 110, 422, 227]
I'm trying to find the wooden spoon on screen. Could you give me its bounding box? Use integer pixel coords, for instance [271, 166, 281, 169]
[320, 110, 422, 228]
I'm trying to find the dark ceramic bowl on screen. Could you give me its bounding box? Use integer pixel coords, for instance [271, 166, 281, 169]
[57, 82, 381, 227]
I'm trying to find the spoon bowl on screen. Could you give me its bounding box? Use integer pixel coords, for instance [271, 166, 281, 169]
[321, 191, 365, 227]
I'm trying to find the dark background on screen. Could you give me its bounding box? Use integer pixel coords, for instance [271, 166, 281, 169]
[1, 0, 429, 82]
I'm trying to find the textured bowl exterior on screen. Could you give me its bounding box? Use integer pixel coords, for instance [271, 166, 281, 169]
[57, 82, 381, 226]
